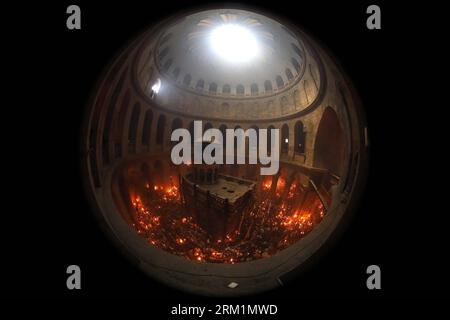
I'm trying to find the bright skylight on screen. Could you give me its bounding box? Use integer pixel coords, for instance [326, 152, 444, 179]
[209, 24, 259, 63]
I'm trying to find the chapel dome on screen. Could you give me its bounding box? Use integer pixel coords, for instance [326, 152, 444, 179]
[134, 9, 323, 121]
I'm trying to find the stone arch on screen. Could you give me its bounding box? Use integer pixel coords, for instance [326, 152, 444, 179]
[313, 107, 344, 175]
[156, 114, 166, 145]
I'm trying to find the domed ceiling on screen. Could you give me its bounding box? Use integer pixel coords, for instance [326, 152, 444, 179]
[134, 9, 324, 121]
[153, 9, 307, 98]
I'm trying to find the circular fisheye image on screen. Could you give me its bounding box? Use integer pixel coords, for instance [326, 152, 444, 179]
[81, 8, 368, 296]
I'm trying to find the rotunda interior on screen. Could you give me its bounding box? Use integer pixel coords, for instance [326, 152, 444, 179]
[82, 8, 368, 295]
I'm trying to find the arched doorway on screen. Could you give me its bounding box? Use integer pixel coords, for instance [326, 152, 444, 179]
[313, 107, 344, 175]
[156, 115, 166, 146]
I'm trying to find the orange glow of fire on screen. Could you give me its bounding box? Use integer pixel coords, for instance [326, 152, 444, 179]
[262, 177, 272, 191]
[276, 177, 285, 196]
[124, 172, 327, 264]
[176, 238, 186, 244]
[281, 210, 313, 229]
[287, 182, 297, 198]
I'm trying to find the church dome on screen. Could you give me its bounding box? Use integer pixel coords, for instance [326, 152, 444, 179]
[135, 9, 322, 121]
[151, 9, 309, 97]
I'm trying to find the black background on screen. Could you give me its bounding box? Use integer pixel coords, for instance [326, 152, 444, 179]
[4, 0, 447, 306]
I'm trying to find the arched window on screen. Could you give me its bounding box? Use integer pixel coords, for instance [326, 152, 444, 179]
[172, 67, 180, 80]
[285, 68, 294, 81]
[276, 75, 284, 89]
[264, 80, 273, 92]
[281, 124, 289, 154]
[236, 84, 245, 95]
[222, 84, 231, 94]
[291, 43, 303, 58]
[251, 83, 259, 95]
[209, 82, 217, 93]
[196, 79, 204, 90]
[183, 74, 191, 86]
[163, 58, 172, 72]
[156, 115, 166, 145]
[142, 110, 153, 146]
[128, 103, 141, 152]
[294, 121, 306, 154]
[291, 57, 301, 72]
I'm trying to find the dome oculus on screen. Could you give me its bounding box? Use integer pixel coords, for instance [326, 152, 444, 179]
[209, 24, 260, 63]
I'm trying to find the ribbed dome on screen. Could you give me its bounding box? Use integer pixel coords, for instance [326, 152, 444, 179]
[134, 9, 323, 121]
[152, 9, 306, 98]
